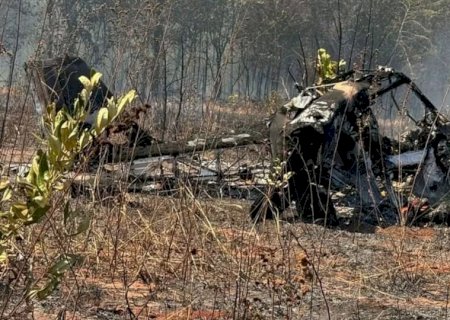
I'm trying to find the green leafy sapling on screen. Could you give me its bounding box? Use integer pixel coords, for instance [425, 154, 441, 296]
[0, 72, 136, 300]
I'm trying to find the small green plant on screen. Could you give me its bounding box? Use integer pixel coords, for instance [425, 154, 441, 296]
[254, 158, 293, 228]
[265, 158, 294, 189]
[0, 73, 136, 299]
[316, 48, 346, 85]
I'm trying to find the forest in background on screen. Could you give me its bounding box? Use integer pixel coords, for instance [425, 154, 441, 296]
[0, 0, 450, 97]
[1, 0, 450, 133]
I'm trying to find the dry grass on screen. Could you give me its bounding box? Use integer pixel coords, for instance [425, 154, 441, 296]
[2, 191, 449, 319]
[0, 93, 450, 320]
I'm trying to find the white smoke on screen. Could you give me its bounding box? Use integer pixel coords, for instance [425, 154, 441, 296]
[414, 26, 450, 112]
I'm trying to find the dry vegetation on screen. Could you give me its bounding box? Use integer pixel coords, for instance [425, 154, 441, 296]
[4, 194, 450, 319]
[2, 0, 450, 318]
[0, 93, 449, 320]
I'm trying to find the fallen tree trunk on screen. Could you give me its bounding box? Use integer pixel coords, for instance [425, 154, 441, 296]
[109, 133, 266, 162]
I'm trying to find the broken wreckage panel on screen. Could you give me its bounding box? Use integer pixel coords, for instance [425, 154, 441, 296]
[251, 67, 450, 226]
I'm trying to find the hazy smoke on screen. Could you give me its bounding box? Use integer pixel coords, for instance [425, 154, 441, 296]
[414, 27, 450, 111]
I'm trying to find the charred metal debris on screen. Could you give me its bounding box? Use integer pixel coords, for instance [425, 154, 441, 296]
[25, 55, 156, 157]
[251, 66, 450, 226]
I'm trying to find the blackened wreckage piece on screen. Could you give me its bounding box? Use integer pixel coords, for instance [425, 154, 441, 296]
[25, 55, 113, 123]
[251, 66, 450, 226]
[25, 55, 156, 158]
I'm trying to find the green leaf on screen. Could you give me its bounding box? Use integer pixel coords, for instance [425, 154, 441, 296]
[11, 202, 29, 219]
[107, 100, 118, 120]
[27, 252, 78, 301]
[0, 247, 8, 263]
[0, 179, 10, 191]
[54, 181, 67, 191]
[48, 134, 61, 158]
[2, 187, 12, 202]
[78, 131, 92, 149]
[78, 76, 91, 91]
[28, 277, 60, 301]
[32, 195, 48, 208]
[95, 108, 109, 135]
[116, 90, 137, 116]
[53, 112, 66, 132]
[316, 48, 344, 84]
[0, 66, 131, 297]
[27, 154, 40, 184]
[79, 89, 90, 106]
[60, 122, 70, 143]
[25, 205, 50, 224]
[90, 72, 102, 87]
[64, 128, 79, 151]
[48, 254, 78, 275]
[63, 201, 89, 236]
[36, 152, 50, 192]
[30, 254, 83, 300]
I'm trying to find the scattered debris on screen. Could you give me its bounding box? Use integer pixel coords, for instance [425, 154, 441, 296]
[24, 56, 450, 227]
[251, 66, 450, 226]
[23, 55, 268, 204]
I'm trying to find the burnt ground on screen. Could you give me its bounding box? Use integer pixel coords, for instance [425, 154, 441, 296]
[1, 105, 449, 320]
[1, 194, 450, 320]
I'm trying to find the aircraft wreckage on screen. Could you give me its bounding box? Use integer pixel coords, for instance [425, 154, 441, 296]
[26, 56, 450, 226]
[251, 67, 450, 226]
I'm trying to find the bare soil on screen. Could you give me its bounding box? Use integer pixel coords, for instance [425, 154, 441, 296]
[2, 193, 449, 320]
